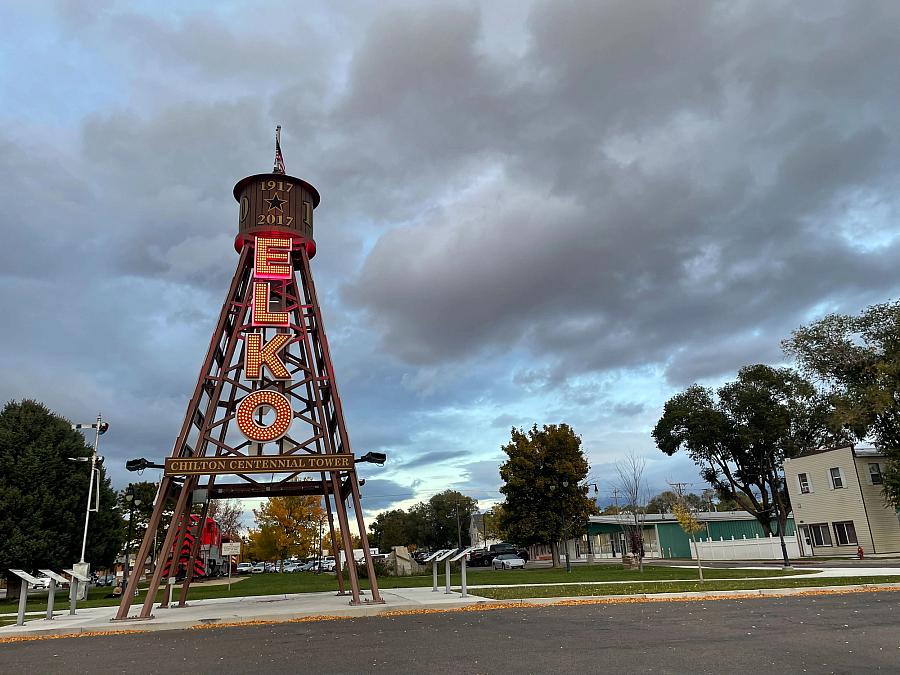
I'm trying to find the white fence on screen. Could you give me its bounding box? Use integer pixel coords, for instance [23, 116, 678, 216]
[690, 534, 801, 561]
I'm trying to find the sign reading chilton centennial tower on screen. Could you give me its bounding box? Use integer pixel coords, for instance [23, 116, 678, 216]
[116, 128, 383, 620]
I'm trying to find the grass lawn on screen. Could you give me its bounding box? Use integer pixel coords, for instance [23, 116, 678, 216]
[475, 575, 900, 600]
[0, 564, 811, 615]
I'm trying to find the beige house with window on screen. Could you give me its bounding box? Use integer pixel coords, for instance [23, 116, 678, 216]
[784, 446, 900, 556]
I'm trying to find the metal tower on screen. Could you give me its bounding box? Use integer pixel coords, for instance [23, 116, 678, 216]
[115, 135, 382, 620]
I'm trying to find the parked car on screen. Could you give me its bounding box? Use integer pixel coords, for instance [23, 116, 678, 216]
[30, 574, 52, 589]
[299, 561, 318, 572]
[251, 563, 266, 574]
[468, 549, 493, 567]
[489, 542, 530, 562]
[283, 562, 302, 573]
[493, 553, 526, 570]
[95, 574, 117, 586]
[236, 562, 253, 575]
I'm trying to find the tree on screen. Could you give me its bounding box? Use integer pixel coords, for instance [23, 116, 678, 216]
[499, 424, 599, 568]
[0, 400, 124, 598]
[328, 529, 363, 555]
[117, 481, 161, 574]
[616, 452, 649, 572]
[206, 499, 244, 538]
[425, 490, 478, 549]
[645, 490, 703, 514]
[652, 365, 840, 542]
[673, 502, 704, 582]
[478, 505, 506, 544]
[369, 509, 415, 551]
[253, 493, 323, 565]
[784, 301, 900, 505]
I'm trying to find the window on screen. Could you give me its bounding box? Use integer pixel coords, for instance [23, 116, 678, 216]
[829, 467, 844, 489]
[869, 463, 883, 485]
[809, 523, 832, 547]
[833, 521, 858, 546]
[798, 473, 811, 494]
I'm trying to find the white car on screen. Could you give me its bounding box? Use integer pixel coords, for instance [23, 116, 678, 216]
[492, 553, 526, 570]
[251, 563, 266, 574]
[236, 562, 253, 575]
[30, 574, 52, 589]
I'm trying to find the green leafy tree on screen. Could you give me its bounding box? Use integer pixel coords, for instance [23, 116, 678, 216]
[117, 481, 162, 562]
[646, 491, 704, 514]
[498, 424, 599, 568]
[784, 300, 900, 505]
[424, 490, 478, 549]
[653, 365, 841, 539]
[0, 400, 123, 597]
[369, 509, 415, 551]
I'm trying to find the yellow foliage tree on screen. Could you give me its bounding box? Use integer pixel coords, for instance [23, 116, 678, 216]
[253, 494, 324, 566]
[673, 502, 705, 582]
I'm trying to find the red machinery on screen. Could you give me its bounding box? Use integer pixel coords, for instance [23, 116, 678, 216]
[161, 515, 224, 579]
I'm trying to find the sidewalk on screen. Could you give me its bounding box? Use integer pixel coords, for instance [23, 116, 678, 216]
[0, 587, 493, 639]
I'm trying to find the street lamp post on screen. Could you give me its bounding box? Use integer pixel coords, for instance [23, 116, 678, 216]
[69, 414, 109, 596]
[122, 485, 142, 594]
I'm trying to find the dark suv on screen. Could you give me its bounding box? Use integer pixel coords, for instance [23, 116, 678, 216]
[485, 543, 529, 565]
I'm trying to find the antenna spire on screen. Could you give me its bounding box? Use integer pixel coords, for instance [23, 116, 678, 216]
[273, 125, 285, 174]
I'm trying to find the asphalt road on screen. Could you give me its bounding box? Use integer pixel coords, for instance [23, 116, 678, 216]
[4, 591, 898, 674]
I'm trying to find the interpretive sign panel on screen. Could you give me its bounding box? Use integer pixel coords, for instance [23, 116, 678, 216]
[221, 542, 241, 556]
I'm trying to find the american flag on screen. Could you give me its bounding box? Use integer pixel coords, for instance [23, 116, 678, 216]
[273, 125, 285, 174]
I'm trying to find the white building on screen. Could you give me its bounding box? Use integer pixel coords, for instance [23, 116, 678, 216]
[784, 446, 900, 556]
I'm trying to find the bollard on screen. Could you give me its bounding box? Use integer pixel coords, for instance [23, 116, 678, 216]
[461, 557, 468, 598]
[432, 560, 439, 592]
[69, 579, 78, 615]
[17, 579, 28, 626]
[444, 556, 452, 594]
[46, 580, 56, 620]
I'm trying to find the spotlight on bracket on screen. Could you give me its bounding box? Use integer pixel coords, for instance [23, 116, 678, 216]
[126, 457, 165, 472]
[357, 452, 386, 466]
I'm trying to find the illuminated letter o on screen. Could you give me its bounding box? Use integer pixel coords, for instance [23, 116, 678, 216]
[236, 390, 293, 443]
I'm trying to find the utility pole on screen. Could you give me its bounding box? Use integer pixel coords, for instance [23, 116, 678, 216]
[455, 499, 462, 550]
[667, 481, 688, 500]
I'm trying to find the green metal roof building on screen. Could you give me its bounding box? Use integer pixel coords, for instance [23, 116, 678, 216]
[587, 511, 796, 559]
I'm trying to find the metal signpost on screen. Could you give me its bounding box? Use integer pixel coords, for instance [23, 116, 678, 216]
[221, 542, 241, 591]
[38, 569, 69, 620]
[435, 549, 459, 595]
[424, 550, 448, 592]
[63, 568, 91, 616]
[450, 547, 477, 597]
[8, 570, 39, 626]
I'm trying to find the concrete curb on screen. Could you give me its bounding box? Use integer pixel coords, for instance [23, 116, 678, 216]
[500, 582, 900, 605]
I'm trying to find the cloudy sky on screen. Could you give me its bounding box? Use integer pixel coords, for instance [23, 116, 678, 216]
[3, 0, 900, 518]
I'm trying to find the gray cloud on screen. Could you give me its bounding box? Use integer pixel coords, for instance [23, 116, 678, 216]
[356, 479, 416, 512]
[343, 0, 900, 392]
[3, 0, 900, 507]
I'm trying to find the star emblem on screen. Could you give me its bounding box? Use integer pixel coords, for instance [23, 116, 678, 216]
[266, 193, 286, 211]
